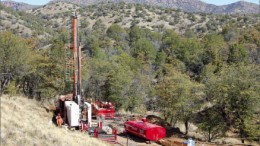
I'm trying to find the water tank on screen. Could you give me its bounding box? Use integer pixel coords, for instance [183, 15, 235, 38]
[124, 119, 166, 141]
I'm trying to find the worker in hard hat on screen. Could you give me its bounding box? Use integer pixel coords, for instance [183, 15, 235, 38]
[56, 113, 63, 127]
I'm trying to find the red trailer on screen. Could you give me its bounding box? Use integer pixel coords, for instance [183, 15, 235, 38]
[124, 119, 166, 141]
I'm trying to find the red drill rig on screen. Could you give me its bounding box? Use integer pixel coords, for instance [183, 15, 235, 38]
[56, 13, 85, 129]
[55, 13, 115, 130]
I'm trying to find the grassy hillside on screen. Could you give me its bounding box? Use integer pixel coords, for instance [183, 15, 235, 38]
[0, 95, 109, 146]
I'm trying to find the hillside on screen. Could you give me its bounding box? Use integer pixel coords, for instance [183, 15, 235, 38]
[50, 0, 259, 14]
[1, 1, 259, 46]
[1, 0, 259, 14]
[0, 95, 109, 146]
[1, 1, 259, 36]
[1, 0, 40, 10]
[28, 2, 258, 35]
[0, 4, 53, 38]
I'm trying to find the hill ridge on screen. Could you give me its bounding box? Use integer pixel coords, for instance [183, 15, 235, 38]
[50, 0, 259, 14]
[1, 0, 259, 14]
[1, 0, 40, 10]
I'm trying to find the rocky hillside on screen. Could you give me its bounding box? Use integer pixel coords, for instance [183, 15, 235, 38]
[50, 0, 259, 14]
[1, 0, 40, 10]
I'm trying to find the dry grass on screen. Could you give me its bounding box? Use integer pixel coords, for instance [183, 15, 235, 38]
[1, 95, 109, 146]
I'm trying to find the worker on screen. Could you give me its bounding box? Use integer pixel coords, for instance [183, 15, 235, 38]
[56, 113, 63, 127]
[82, 108, 87, 122]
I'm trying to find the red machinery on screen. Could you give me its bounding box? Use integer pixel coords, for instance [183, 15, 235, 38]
[92, 100, 115, 118]
[124, 118, 166, 141]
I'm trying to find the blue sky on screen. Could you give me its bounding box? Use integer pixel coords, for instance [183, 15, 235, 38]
[3, 0, 260, 6]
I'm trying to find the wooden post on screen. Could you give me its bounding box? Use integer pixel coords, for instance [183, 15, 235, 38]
[126, 134, 129, 146]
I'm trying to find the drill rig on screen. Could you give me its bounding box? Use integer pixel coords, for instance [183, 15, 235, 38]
[56, 13, 92, 129]
[56, 13, 115, 129]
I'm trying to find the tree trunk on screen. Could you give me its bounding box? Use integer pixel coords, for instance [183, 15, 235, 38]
[1, 77, 10, 95]
[0, 84, 2, 96]
[240, 128, 245, 143]
[164, 117, 168, 122]
[170, 116, 173, 126]
[208, 129, 211, 142]
[163, 111, 168, 122]
[184, 120, 189, 135]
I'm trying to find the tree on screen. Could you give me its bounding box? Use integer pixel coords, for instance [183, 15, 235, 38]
[197, 106, 228, 142]
[105, 62, 133, 107]
[85, 58, 111, 100]
[133, 38, 156, 63]
[103, 53, 143, 111]
[202, 34, 225, 65]
[0, 31, 31, 94]
[222, 24, 240, 42]
[107, 24, 128, 42]
[179, 38, 204, 75]
[227, 44, 248, 64]
[161, 29, 181, 58]
[129, 26, 144, 44]
[156, 64, 204, 133]
[203, 64, 260, 142]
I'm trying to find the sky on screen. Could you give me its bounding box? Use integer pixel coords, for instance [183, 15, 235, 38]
[2, 0, 260, 6]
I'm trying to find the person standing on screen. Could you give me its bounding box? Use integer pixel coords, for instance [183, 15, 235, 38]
[56, 113, 63, 127]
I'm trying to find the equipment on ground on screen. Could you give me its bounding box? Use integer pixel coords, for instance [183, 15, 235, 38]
[92, 100, 115, 118]
[124, 118, 166, 141]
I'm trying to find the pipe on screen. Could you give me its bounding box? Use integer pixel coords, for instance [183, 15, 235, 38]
[84, 102, 92, 127]
[72, 14, 78, 99]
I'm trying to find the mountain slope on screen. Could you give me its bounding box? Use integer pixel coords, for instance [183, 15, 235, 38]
[0, 95, 109, 146]
[1, 0, 259, 14]
[0, 4, 53, 38]
[1, 1, 258, 38]
[212, 1, 260, 14]
[1, 0, 40, 10]
[50, 0, 259, 14]
[28, 2, 258, 35]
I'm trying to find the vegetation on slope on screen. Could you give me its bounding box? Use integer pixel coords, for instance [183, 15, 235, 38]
[30, 2, 259, 35]
[0, 4, 53, 38]
[50, 0, 260, 14]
